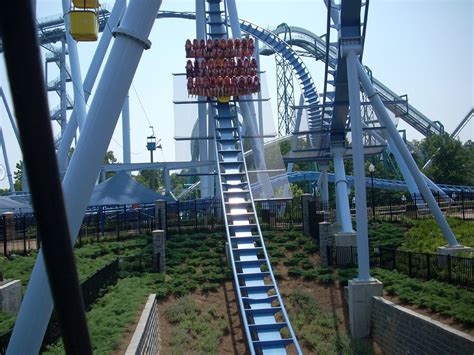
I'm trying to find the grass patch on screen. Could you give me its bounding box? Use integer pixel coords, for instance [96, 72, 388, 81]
[400, 219, 474, 253]
[0, 235, 151, 294]
[0, 311, 15, 334]
[368, 221, 407, 248]
[285, 289, 374, 354]
[0, 235, 152, 338]
[373, 269, 474, 326]
[164, 295, 229, 354]
[43, 275, 161, 354]
[335, 267, 474, 327]
[161, 233, 229, 297]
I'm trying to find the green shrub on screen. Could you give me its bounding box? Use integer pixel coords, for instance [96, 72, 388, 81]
[303, 242, 319, 254]
[400, 219, 474, 253]
[372, 269, 474, 326]
[301, 259, 313, 270]
[287, 267, 303, 278]
[284, 241, 299, 251]
[285, 289, 364, 354]
[164, 296, 228, 354]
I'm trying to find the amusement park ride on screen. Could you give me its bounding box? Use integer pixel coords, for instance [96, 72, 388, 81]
[0, 0, 472, 354]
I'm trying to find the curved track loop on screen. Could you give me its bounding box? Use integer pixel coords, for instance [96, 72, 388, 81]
[239, 21, 323, 146]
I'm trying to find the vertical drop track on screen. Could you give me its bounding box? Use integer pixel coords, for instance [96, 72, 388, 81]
[205, 1, 301, 353]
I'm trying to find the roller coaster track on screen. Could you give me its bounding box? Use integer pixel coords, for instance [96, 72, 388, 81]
[264, 22, 444, 138]
[177, 168, 474, 199]
[205, 1, 301, 353]
[29, 8, 444, 150]
[29, 10, 324, 151]
[284, 171, 474, 194]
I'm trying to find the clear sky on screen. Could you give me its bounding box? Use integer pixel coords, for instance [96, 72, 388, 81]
[0, 0, 472, 189]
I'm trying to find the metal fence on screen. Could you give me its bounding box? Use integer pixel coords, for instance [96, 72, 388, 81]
[0, 259, 120, 354]
[164, 197, 303, 234]
[0, 206, 156, 256]
[327, 246, 473, 290]
[0, 190, 471, 256]
[356, 191, 474, 222]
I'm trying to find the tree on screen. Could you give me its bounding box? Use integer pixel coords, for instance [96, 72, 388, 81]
[14, 161, 22, 191]
[102, 150, 118, 179]
[417, 134, 474, 185]
[13, 151, 120, 191]
[134, 169, 164, 191]
[103, 150, 117, 165]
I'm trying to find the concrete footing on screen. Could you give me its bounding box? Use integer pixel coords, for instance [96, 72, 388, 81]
[348, 278, 383, 338]
[334, 232, 357, 247]
[0, 280, 21, 314]
[437, 245, 473, 257]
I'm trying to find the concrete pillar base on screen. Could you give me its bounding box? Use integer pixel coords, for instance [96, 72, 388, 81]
[348, 278, 383, 338]
[319, 222, 333, 267]
[155, 200, 167, 232]
[152, 230, 166, 273]
[0, 280, 21, 314]
[301, 194, 313, 236]
[437, 245, 473, 257]
[334, 232, 357, 247]
[331, 222, 341, 235]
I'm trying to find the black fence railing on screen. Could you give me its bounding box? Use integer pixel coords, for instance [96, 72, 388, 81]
[164, 197, 304, 234]
[327, 246, 473, 291]
[0, 258, 120, 354]
[0, 206, 156, 256]
[351, 191, 474, 222]
[0, 190, 472, 256]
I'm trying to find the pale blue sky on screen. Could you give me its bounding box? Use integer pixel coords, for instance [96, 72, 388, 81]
[0, 0, 472, 188]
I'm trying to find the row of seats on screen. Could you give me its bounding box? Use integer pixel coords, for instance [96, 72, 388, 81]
[185, 58, 258, 78]
[187, 75, 260, 97]
[185, 37, 255, 59]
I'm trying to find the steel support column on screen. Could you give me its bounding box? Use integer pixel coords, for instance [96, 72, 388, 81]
[196, 0, 210, 198]
[122, 94, 131, 165]
[346, 49, 370, 281]
[320, 162, 329, 211]
[59, 40, 68, 134]
[0, 125, 14, 192]
[61, 0, 87, 129]
[56, 0, 126, 173]
[227, 0, 273, 198]
[8, 2, 163, 353]
[357, 61, 459, 247]
[332, 145, 352, 233]
[276, 56, 296, 136]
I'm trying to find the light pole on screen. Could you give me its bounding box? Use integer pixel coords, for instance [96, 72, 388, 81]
[146, 126, 157, 190]
[368, 163, 375, 222]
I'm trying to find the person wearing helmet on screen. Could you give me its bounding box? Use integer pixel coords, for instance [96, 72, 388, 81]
[185, 39, 192, 57]
[248, 37, 255, 56]
[234, 38, 241, 57]
[186, 60, 194, 78]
